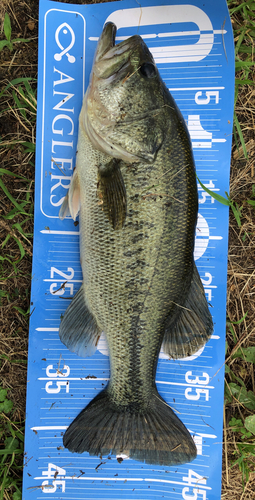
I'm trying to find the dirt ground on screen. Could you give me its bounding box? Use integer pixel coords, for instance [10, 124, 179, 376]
[0, 0, 254, 499]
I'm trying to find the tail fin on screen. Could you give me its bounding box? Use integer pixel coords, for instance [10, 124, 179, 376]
[63, 387, 197, 466]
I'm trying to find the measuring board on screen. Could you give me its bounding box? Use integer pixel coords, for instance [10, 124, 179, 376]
[23, 0, 235, 498]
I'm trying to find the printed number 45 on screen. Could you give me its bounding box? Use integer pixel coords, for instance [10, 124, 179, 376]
[42, 480, 65, 493]
[41, 463, 66, 494]
[182, 470, 207, 499]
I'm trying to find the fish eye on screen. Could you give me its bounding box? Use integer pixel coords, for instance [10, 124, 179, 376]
[139, 62, 157, 79]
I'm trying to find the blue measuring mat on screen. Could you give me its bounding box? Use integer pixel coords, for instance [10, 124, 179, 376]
[23, 0, 234, 498]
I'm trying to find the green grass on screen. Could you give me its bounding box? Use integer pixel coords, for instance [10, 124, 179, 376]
[0, 74, 35, 499]
[196, 176, 255, 235]
[0, 2, 254, 499]
[228, 417, 255, 487]
[228, 0, 255, 159]
[225, 302, 255, 486]
[0, 78, 35, 274]
[0, 13, 30, 52]
[0, 389, 24, 500]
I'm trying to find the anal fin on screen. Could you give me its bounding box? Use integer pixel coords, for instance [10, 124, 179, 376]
[97, 159, 126, 230]
[163, 264, 213, 359]
[59, 285, 101, 358]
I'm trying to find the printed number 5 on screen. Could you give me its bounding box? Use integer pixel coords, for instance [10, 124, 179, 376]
[185, 388, 209, 401]
[195, 91, 219, 104]
[42, 480, 65, 493]
[50, 283, 74, 296]
[45, 381, 69, 393]
[182, 488, 206, 500]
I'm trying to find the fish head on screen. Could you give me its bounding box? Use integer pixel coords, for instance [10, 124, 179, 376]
[83, 22, 166, 163]
[94, 22, 157, 80]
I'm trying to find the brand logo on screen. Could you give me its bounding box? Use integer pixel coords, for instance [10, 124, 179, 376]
[54, 23, 76, 63]
[40, 9, 85, 219]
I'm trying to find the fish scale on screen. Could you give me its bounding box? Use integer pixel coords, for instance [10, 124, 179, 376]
[59, 22, 213, 465]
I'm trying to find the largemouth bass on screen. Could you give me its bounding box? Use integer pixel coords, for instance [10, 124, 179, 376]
[59, 22, 213, 466]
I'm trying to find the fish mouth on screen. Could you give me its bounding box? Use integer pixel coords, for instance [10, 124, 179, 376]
[96, 22, 141, 60]
[94, 22, 142, 79]
[95, 22, 117, 61]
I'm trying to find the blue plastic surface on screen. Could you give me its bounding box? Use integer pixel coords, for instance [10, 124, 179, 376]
[23, 0, 234, 498]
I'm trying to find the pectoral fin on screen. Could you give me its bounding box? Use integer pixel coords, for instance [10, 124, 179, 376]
[97, 159, 127, 230]
[59, 168, 81, 221]
[163, 264, 213, 359]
